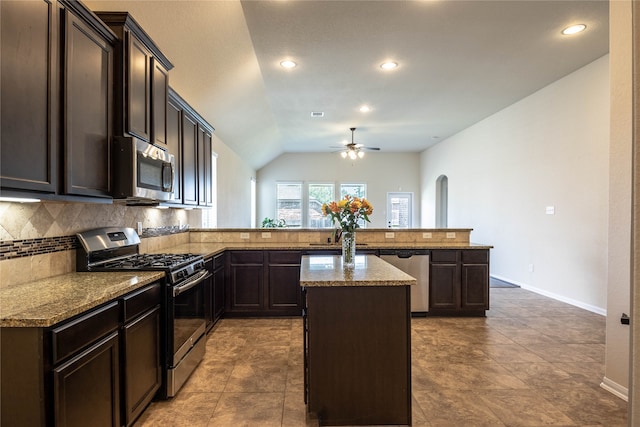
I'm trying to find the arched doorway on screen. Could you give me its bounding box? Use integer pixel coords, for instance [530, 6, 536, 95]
[435, 175, 448, 228]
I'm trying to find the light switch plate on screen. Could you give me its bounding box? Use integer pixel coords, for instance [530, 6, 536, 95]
[137, 222, 143, 234]
[422, 232, 432, 239]
[385, 232, 395, 239]
[261, 232, 272, 239]
[446, 232, 456, 239]
[240, 232, 250, 239]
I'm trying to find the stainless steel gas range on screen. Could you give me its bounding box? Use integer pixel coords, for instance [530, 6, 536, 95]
[76, 227, 209, 399]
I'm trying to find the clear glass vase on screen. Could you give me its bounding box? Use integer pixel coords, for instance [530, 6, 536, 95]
[342, 231, 356, 267]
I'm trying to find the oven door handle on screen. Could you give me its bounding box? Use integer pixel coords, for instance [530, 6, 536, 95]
[173, 269, 211, 297]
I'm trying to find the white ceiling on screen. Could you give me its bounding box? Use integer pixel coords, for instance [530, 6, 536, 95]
[85, 0, 609, 170]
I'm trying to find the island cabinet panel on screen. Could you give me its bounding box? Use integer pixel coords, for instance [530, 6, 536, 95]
[429, 249, 490, 316]
[305, 286, 411, 426]
[63, 9, 113, 198]
[0, 0, 58, 193]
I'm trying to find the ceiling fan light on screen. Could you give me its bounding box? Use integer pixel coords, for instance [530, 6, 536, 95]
[358, 151, 364, 158]
[341, 151, 348, 158]
[349, 151, 357, 160]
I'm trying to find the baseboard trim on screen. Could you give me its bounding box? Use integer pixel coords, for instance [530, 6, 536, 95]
[600, 377, 629, 401]
[490, 275, 606, 316]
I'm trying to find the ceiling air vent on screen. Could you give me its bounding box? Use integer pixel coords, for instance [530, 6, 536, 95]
[310, 112, 324, 118]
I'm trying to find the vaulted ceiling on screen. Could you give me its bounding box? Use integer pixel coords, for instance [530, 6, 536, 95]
[85, 0, 609, 170]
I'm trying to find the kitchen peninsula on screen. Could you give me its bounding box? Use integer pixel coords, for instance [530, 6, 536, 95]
[300, 254, 416, 426]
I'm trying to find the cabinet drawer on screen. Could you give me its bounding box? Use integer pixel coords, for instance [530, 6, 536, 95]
[430, 250, 458, 263]
[461, 250, 489, 264]
[268, 251, 301, 265]
[51, 301, 119, 365]
[230, 251, 264, 264]
[122, 282, 162, 323]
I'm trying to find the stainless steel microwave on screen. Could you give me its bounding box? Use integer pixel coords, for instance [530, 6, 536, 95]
[112, 136, 175, 202]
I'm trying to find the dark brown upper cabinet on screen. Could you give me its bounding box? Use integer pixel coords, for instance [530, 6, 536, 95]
[1, 0, 59, 194]
[166, 88, 215, 207]
[1, 0, 116, 201]
[94, 12, 173, 145]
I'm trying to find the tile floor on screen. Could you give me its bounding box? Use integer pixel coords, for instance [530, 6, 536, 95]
[134, 288, 628, 426]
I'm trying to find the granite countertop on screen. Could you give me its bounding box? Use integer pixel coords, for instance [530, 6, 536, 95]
[0, 271, 164, 328]
[300, 255, 417, 287]
[148, 242, 492, 258]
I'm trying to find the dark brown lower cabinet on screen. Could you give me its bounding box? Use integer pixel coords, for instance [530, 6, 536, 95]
[212, 254, 225, 323]
[0, 281, 162, 427]
[225, 250, 302, 316]
[53, 332, 120, 427]
[429, 249, 489, 316]
[304, 285, 412, 426]
[122, 306, 161, 426]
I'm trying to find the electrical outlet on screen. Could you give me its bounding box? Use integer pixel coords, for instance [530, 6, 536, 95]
[261, 232, 272, 239]
[385, 232, 395, 239]
[137, 222, 143, 234]
[446, 232, 456, 239]
[240, 232, 250, 239]
[422, 232, 432, 239]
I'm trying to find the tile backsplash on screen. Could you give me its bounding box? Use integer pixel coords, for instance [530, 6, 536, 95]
[0, 201, 189, 241]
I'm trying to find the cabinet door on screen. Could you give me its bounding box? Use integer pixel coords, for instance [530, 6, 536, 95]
[181, 112, 198, 205]
[63, 9, 112, 197]
[429, 263, 459, 310]
[198, 126, 213, 207]
[227, 251, 264, 312]
[213, 264, 225, 322]
[166, 96, 182, 203]
[54, 331, 120, 427]
[267, 251, 302, 314]
[1, 0, 58, 193]
[122, 306, 161, 426]
[204, 258, 214, 330]
[126, 33, 151, 141]
[461, 263, 489, 310]
[151, 58, 168, 147]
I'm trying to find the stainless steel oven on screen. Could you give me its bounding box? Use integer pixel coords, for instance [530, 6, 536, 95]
[166, 267, 208, 397]
[76, 227, 208, 399]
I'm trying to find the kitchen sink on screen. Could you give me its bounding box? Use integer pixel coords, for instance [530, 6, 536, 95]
[308, 243, 367, 246]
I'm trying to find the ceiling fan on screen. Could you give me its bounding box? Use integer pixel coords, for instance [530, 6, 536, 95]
[332, 127, 380, 159]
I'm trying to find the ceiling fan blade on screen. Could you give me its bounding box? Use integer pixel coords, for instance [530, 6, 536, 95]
[362, 147, 381, 151]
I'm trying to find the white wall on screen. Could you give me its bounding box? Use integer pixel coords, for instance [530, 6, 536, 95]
[257, 152, 421, 229]
[213, 134, 256, 228]
[421, 55, 610, 313]
[603, 0, 633, 399]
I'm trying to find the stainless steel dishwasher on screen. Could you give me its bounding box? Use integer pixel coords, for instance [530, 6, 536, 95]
[380, 249, 429, 316]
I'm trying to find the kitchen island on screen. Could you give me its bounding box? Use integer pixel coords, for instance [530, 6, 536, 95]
[300, 255, 416, 426]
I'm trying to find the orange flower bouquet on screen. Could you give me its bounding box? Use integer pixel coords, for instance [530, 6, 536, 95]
[321, 195, 373, 266]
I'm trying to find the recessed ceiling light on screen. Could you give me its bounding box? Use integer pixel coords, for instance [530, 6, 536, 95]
[280, 60, 297, 68]
[561, 24, 587, 35]
[380, 61, 398, 70]
[359, 105, 371, 113]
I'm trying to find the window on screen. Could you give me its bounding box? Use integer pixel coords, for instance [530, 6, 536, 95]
[276, 182, 302, 227]
[387, 192, 412, 228]
[308, 183, 334, 228]
[250, 178, 256, 228]
[436, 175, 448, 228]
